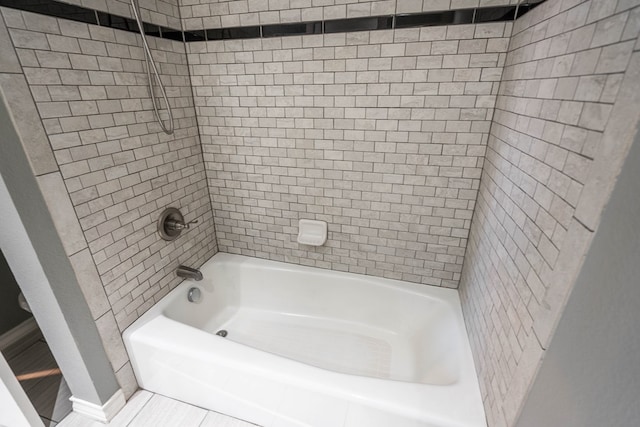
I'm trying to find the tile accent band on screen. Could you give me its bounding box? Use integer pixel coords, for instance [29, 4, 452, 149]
[0, 0, 545, 42]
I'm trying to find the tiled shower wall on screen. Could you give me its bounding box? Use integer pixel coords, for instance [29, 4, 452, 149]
[459, 0, 640, 425]
[59, 0, 182, 29]
[188, 22, 511, 286]
[0, 6, 218, 396]
[3, 1, 640, 426]
[179, 0, 521, 31]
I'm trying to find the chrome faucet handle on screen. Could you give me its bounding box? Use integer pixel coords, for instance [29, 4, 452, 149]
[166, 218, 198, 231]
[184, 219, 198, 229]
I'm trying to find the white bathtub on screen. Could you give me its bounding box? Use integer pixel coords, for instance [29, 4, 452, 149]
[123, 254, 486, 427]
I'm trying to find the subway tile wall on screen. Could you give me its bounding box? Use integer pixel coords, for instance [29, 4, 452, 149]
[459, 0, 640, 425]
[179, 0, 520, 31]
[188, 22, 512, 287]
[0, 6, 218, 395]
[59, 0, 182, 29]
[3, 1, 640, 424]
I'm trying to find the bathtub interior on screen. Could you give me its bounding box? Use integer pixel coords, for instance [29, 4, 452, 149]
[162, 255, 463, 386]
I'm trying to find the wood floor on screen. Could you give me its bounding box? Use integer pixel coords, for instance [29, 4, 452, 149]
[58, 390, 259, 427]
[4, 335, 72, 427]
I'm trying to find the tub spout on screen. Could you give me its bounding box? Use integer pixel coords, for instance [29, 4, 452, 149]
[176, 265, 203, 281]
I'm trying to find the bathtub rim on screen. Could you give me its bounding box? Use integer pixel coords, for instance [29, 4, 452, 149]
[123, 252, 487, 427]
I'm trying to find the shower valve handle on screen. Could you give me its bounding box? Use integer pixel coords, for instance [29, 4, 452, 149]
[166, 218, 198, 231]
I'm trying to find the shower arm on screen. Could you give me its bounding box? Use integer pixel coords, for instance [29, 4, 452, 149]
[130, 0, 174, 135]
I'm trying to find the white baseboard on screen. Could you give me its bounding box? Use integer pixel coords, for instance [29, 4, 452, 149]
[0, 318, 39, 351]
[70, 389, 126, 423]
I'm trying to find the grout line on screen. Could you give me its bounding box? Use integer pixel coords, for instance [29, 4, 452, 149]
[572, 215, 595, 233]
[124, 392, 155, 427]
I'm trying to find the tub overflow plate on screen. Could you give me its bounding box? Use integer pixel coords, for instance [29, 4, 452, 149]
[216, 330, 228, 337]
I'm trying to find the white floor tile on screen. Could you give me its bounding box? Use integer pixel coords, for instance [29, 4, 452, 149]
[58, 390, 263, 427]
[128, 393, 207, 427]
[200, 411, 258, 427]
[105, 390, 154, 427]
[56, 412, 102, 427]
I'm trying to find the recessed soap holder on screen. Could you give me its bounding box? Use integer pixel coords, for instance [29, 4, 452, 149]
[157, 207, 198, 241]
[297, 219, 327, 246]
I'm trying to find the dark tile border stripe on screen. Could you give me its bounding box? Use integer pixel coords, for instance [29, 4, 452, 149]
[183, 30, 205, 42]
[395, 9, 475, 28]
[515, 2, 542, 19]
[207, 25, 261, 41]
[0, 0, 99, 25]
[475, 6, 517, 23]
[0, 0, 545, 43]
[160, 27, 183, 42]
[262, 21, 322, 38]
[324, 16, 393, 33]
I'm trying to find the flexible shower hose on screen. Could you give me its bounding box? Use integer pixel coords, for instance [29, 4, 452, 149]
[130, 0, 174, 135]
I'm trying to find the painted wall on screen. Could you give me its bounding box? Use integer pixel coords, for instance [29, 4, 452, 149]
[514, 109, 640, 427]
[0, 250, 32, 336]
[459, 1, 640, 425]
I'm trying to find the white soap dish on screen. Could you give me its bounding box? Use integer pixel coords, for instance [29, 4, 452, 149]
[297, 219, 327, 246]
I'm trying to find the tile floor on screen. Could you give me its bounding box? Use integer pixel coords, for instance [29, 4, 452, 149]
[4, 333, 72, 427]
[58, 391, 258, 427]
[57, 388, 431, 427]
